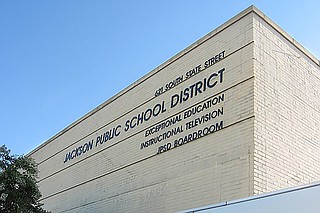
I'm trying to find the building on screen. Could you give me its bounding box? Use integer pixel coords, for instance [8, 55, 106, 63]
[181, 182, 320, 212]
[29, 5, 320, 212]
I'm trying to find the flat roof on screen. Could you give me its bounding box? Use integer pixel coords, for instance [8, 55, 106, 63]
[178, 181, 320, 212]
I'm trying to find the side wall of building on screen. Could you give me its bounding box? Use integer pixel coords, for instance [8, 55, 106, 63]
[30, 10, 256, 213]
[253, 12, 320, 194]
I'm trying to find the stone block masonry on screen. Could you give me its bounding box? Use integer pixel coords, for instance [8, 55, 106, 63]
[29, 6, 320, 213]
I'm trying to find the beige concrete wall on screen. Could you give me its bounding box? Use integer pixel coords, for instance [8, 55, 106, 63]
[29, 6, 320, 212]
[252, 12, 320, 194]
[30, 8, 256, 213]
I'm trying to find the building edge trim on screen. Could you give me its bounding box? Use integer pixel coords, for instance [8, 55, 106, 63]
[178, 181, 320, 213]
[251, 6, 320, 67]
[28, 5, 319, 157]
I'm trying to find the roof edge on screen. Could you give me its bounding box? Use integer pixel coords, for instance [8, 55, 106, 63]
[28, 5, 319, 156]
[251, 5, 320, 66]
[28, 5, 256, 156]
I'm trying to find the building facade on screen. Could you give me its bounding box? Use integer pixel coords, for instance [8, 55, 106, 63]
[29, 6, 320, 212]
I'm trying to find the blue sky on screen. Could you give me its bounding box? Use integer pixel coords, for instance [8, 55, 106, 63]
[1, 0, 319, 155]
